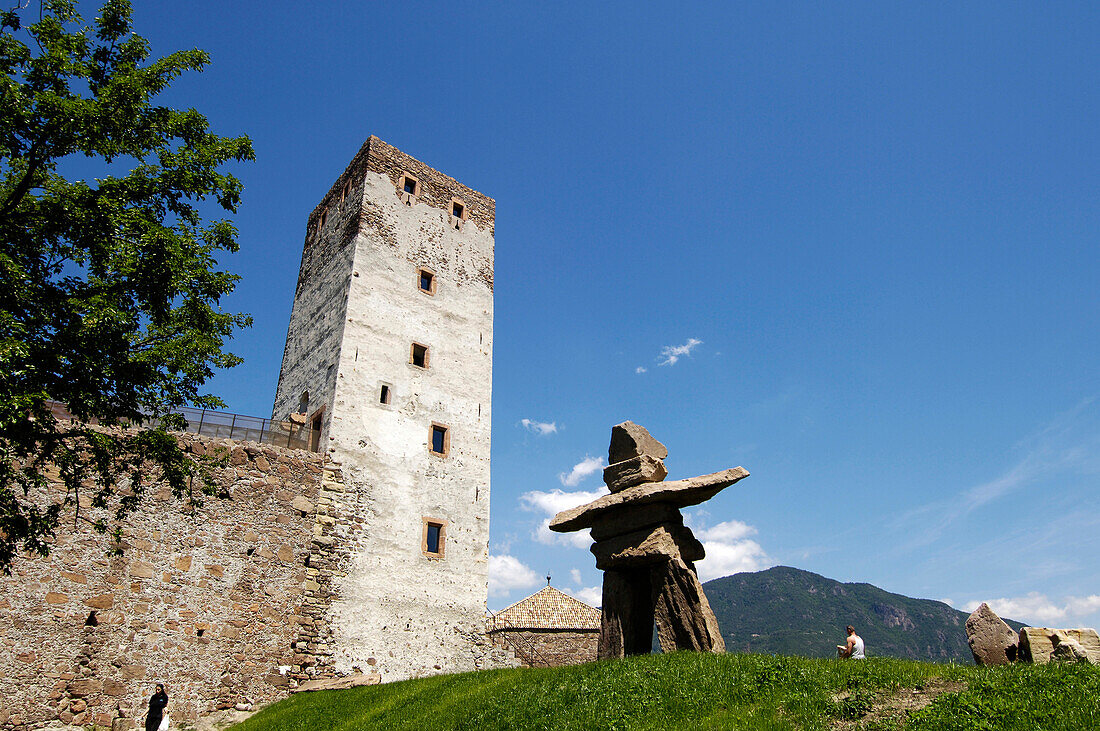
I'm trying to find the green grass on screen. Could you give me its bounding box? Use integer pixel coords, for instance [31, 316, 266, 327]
[230, 654, 1100, 731]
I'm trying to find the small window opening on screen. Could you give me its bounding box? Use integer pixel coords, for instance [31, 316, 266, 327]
[422, 518, 446, 557]
[298, 391, 309, 414]
[309, 412, 323, 452]
[304, 555, 311, 568]
[403, 175, 418, 195]
[197, 628, 205, 637]
[430, 423, 449, 456]
[452, 201, 464, 218]
[410, 343, 429, 368]
[84, 611, 98, 627]
[380, 384, 391, 404]
[417, 268, 435, 294]
[246, 547, 255, 556]
[426, 523, 442, 554]
[320, 209, 327, 228]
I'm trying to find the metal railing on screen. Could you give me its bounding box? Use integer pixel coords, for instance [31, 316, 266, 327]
[46, 401, 319, 452]
[485, 610, 554, 668]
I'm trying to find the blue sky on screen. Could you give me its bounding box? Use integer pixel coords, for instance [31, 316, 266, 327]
[92, 2, 1100, 629]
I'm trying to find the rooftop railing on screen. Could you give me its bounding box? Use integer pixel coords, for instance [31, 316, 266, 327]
[46, 401, 319, 452]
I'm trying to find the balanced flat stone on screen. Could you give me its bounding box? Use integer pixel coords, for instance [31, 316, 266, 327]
[608, 421, 668, 464]
[965, 603, 1018, 665]
[603, 454, 667, 493]
[549, 467, 749, 533]
[590, 523, 704, 570]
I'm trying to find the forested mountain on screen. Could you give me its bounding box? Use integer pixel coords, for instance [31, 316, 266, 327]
[702, 566, 1024, 662]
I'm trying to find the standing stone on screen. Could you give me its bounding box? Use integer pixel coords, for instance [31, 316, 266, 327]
[651, 558, 725, 653]
[965, 603, 1018, 665]
[599, 569, 655, 659]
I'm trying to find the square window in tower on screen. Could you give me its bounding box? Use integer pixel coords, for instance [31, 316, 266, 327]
[410, 343, 429, 368]
[379, 384, 391, 404]
[430, 423, 449, 456]
[422, 518, 446, 557]
[417, 268, 436, 295]
[403, 175, 418, 195]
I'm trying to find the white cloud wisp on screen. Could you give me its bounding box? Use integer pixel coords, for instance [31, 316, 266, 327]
[520, 484, 609, 549]
[559, 456, 606, 487]
[692, 519, 772, 582]
[659, 338, 702, 366]
[520, 418, 558, 436]
[488, 554, 540, 598]
[962, 593, 1100, 626]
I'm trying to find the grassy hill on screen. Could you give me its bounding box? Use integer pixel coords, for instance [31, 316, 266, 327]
[704, 566, 1024, 662]
[230, 652, 1100, 730]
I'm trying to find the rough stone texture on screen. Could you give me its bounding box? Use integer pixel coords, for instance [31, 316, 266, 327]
[608, 421, 668, 464]
[652, 558, 726, 654]
[0, 432, 331, 729]
[1051, 637, 1091, 663]
[599, 569, 655, 659]
[590, 503, 683, 543]
[490, 629, 599, 667]
[1020, 627, 1100, 664]
[965, 602, 1018, 665]
[291, 672, 381, 693]
[590, 522, 704, 570]
[603, 454, 667, 493]
[271, 137, 496, 682]
[550, 467, 750, 533]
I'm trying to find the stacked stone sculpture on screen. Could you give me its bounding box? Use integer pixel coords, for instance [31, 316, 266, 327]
[549, 421, 749, 659]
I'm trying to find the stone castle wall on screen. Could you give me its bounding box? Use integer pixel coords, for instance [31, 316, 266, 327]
[0, 433, 339, 729]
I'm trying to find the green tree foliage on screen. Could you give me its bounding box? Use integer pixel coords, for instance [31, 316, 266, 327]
[0, 0, 253, 571]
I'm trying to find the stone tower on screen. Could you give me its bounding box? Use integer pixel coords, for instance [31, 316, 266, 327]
[272, 136, 494, 680]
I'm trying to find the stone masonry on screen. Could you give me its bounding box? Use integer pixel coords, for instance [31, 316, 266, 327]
[0, 433, 337, 728]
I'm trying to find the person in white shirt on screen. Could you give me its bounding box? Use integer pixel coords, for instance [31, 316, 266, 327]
[837, 625, 865, 659]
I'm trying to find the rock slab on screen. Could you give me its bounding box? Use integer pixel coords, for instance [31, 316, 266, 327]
[965, 603, 1018, 665]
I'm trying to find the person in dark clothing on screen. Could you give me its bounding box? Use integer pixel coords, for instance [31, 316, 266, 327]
[146, 684, 168, 731]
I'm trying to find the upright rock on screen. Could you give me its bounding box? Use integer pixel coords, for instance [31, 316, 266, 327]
[965, 603, 1018, 665]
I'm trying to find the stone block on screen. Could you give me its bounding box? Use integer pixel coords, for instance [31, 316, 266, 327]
[965, 603, 1018, 665]
[45, 591, 69, 604]
[608, 421, 668, 464]
[130, 561, 154, 579]
[85, 593, 115, 609]
[591, 523, 704, 570]
[603, 455, 667, 493]
[68, 679, 102, 697]
[174, 555, 193, 572]
[291, 496, 314, 513]
[120, 665, 145, 680]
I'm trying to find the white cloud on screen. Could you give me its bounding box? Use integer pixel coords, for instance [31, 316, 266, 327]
[962, 592, 1100, 626]
[635, 366, 647, 374]
[892, 399, 1100, 548]
[570, 568, 582, 584]
[488, 554, 540, 598]
[692, 519, 772, 582]
[565, 585, 603, 607]
[659, 338, 702, 366]
[558, 456, 606, 487]
[520, 418, 558, 436]
[520, 484, 608, 549]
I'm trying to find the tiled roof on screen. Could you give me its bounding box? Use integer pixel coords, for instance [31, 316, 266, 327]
[490, 586, 600, 631]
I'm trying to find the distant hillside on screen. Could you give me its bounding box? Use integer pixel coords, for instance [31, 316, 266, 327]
[703, 566, 1024, 663]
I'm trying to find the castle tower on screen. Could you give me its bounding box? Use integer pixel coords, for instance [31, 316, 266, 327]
[273, 137, 494, 680]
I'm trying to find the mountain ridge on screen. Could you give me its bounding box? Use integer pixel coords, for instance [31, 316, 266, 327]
[702, 565, 1024, 662]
